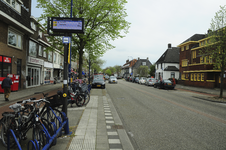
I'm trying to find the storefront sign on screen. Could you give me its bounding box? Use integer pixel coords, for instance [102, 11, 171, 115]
[3, 57, 11, 63]
[0, 56, 2, 62]
[28, 56, 44, 65]
[44, 61, 53, 68]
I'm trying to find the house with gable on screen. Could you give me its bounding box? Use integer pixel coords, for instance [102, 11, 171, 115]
[121, 59, 137, 78]
[155, 44, 180, 80]
[132, 57, 152, 77]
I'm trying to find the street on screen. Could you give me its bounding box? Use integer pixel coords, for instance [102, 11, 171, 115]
[106, 80, 226, 150]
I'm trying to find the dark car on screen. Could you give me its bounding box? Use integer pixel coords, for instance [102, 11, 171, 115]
[154, 79, 175, 89]
[92, 74, 105, 89]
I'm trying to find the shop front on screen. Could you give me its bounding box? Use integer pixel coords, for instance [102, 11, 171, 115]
[44, 62, 53, 84]
[27, 56, 43, 88]
[0, 56, 12, 77]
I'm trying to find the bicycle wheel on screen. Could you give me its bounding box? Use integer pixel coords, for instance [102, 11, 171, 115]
[84, 90, 90, 105]
[0, 117, 19, 148]
[32, 118, 55, 149]
[40, 108, 65, 133]
[75, 93, 85, 107]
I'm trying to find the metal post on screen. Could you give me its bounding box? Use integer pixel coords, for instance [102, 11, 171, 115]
[68, 0, 73, 89]
[62, 43, 68, 116]
[89, 56, 91, 85]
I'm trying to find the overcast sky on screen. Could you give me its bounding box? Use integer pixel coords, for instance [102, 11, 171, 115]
[31, 0, 226, 69]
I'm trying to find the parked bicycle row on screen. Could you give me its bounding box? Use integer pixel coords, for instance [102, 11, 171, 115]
[0, 79, 91, 150]
[125, 76, 177, 90]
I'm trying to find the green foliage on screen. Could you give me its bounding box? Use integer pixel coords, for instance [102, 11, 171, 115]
[114, 65, 121, 75]
[91, 58, 105, 74]
[36, 0, 130, 78]
[109, 67, 116, 74]
[149, 64, 155, 77]
[105, 69, 112, 76]
[137, 66, 149, 77]
[200, 5, 226, 97]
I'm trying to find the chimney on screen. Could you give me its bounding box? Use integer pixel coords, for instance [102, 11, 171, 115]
[147, 57, 149, 60]
[126, 59, 129, 63]
[168, 43, 172, 49]
[138, 57, 140, 60]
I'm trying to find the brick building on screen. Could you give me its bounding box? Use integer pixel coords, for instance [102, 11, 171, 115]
[0, 0, 33, 89]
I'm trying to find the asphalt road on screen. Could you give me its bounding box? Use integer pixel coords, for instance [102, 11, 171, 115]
[106, 80, 226, 150]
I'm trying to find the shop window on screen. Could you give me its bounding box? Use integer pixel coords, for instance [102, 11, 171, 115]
[182, 74, 185, 80]
[29, 40, 37, 57]
[8, 29, 22, 49]
[201, 73, 204, 81]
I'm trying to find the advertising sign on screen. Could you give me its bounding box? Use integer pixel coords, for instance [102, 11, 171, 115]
[3, 57, 11, 63]
[51, 17, 84, 33]
[0, 56, 2, 62]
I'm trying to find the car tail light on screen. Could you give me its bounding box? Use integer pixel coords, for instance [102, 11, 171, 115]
[164, 83, 167, 85]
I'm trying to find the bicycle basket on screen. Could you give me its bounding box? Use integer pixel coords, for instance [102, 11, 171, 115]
[80, 84, 88, 93]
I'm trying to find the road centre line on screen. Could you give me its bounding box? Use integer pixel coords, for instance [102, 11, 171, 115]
[122, 82, 226, 125]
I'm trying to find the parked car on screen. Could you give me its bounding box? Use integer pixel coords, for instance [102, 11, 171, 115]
[104, 75, 109, 80]
[145, 78, 156, 86]
[109, 76, 118, 84]
[139, 77, 147, 84]
[126, 76, 130, 81]
[92, 74, 105, 89]
[117, 76, 122, 79]
[134, 77, 139, 83]
[154, 79, 175, 89]
[129, 77, 135, 82]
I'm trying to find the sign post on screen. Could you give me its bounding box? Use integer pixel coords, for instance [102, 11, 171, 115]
[46, 17, 84, 117]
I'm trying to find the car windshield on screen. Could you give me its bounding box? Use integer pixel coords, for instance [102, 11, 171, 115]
[94, 75, 104, 81]
[110, 76, 116, 79]
[164, 80, 171, 83]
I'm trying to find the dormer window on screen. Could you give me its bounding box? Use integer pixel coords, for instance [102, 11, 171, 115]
[142, 62, 146, 66]
[4, 0, 21, 13]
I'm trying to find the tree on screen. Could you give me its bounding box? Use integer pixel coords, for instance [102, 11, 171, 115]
[149, 64, 155, 77]
[105, 69, 112, 76]
[109, 67, 116, 75]
[114, 65, 121, 75]
[91, 58, 105, 74]
[36, 0, 130, 78]
[137, 66, 149, 77]
[200, 5, 226, 98]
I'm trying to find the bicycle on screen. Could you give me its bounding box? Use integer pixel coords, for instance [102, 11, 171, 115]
[0, 98, 55, 149]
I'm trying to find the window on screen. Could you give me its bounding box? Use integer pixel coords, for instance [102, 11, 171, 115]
[43, 48, 46, 57]
[53, 53, 56, 63]
[38, 30, 42, 38]
[171, 72, 175, 78]
[194, 74, 197, 81]
[191, 73, 193, 81]
[181, 47, 184, 51]
[209, 56, 212, 63]
[201, 73, 204, 81]
[4, 0, 21, 13]
[58, 54, 61, 64]
[31, 22, 36, 31]
[48, 51, 52, 62]
[204, 56, 209, 63]
[181, 74, 185, 80]
[38, 45, 42, 56]
[8, 29, 22, 49]
[186, 45, 189, 50]
[142, 62, 146, 66]
[200, 57, 203, 63]
[182, 59, 188, 67]
[197, 73, 200, 81]
[192, 51, 196, 59]
[29, 40, 37, 57]
[186, 74, 189, 79]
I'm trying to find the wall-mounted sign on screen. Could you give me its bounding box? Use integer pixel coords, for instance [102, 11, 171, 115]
[51, 17, 84, 33]
[3, 57, 11, 63]
[62, 37, 71, 44]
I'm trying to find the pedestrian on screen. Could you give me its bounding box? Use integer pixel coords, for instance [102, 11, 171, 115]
[172, 77, 176, 86]
[1, 75, 13, 101]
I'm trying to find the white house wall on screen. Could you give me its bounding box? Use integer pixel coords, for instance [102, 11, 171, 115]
[155, 63, 179, 80]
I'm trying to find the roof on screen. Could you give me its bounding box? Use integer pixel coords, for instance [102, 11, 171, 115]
[179, 34, 206, 46]
[156, 47, 180, 64]
[164, 66, 179, 71]
[122, 59, 137, 68]
[133, 59, 152, 68]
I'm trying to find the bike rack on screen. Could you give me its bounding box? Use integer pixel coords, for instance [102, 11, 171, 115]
[7, 111, 70, 150]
